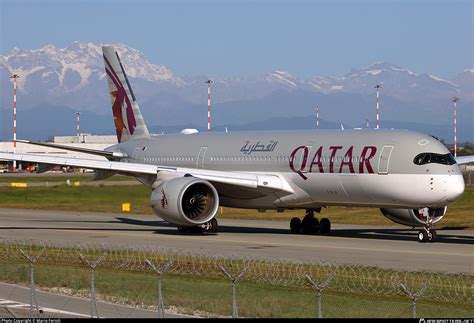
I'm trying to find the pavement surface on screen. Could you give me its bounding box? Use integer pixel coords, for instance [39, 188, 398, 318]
[0, 282, 191, 318]
[0, 208, 472, 274]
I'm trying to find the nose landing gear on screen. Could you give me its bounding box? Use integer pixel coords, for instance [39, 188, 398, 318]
[417, 209, 438, 243]
[418, 227, 437, 243]
[290, 209, 331, 235]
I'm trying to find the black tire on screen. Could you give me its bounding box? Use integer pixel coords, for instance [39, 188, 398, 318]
[418, 229, 429, 243]
[429, 229, 437, 242]
[302, 216, 319, 234]
[312, 217, 320, 234]
[208, 218, 218, 233]
[320, 218, 331, 234]
[290, 217, 301, 234]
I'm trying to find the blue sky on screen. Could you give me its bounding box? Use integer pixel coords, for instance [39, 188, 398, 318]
[0, 0, 472, 78]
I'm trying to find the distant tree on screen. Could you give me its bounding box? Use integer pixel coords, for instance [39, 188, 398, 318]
[458, 146, 474, 156]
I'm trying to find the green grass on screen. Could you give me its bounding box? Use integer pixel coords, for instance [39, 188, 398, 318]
[0, 183, 472, 229]
[0, 174, 135, 183]
[0, 263, 471, 318]
[0, 185, 149, 214]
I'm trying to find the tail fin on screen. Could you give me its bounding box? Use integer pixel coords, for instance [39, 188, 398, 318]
[102, 46, 150, 143]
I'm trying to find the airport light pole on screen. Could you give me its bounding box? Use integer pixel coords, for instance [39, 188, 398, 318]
[450, 97, 459, 157]
[315, 107, 320, 129]
[76, 112, 81, 143]
[374, 84, 382, 130]
[205, 80, 213, 132]
[10, 74, 20, 172]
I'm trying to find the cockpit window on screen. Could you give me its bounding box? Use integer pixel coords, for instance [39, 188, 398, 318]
[413, 153, 456, 165]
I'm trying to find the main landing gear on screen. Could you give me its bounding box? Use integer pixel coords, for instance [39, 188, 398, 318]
[290, 209, 331, 235]
[176, 218, 218, 234]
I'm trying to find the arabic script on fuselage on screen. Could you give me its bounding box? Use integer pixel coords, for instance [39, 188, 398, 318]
[240, 141, 278, 155]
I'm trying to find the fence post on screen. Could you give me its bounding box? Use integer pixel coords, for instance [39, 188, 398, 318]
[19, 247, 45, 317]
[145, 258, 174, 318]
[400, 283, 429, 318]
[305, 272, 336, 319]
[79, 252, 107, 318]
[218, 263, 249, 318]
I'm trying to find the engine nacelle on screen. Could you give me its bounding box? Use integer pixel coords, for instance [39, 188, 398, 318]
[380, 207, 447, 227]
[151, 177, 219, 226]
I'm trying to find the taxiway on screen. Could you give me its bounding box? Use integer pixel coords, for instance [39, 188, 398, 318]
[0, 208, 472, 273]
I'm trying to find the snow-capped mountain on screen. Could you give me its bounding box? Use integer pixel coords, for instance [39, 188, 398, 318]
[334, 62, 461, 102]
[0, 41, 181, 93]
[452, 69, 474, 101]
[0, 42, 472, 141]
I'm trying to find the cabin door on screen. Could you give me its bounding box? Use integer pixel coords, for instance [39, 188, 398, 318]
[378, 146, 393, 175]
[196, 147, 208, 169]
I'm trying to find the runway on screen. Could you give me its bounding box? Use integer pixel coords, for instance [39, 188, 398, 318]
[0, 208, 472, 274]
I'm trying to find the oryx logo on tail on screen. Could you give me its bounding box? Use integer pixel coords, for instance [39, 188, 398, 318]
[104, 55, 137, 143]
[102, 46, 150, 143]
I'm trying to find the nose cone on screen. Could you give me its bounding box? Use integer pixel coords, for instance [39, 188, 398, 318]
[446, 175, 465, 203]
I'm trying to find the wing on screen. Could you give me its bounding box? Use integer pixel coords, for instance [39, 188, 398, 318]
[455, 155, 474, 165]
[0, 152, 294, 193]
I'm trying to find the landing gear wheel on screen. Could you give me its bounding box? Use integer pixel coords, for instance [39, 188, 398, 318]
[290, 217, 302, 234]
[417, 229, 429, 243]
[428, 229, 437, 242]
[302, 215, 319, 234]
[319, 218, 331, 235]
[207, 218, 218, 233]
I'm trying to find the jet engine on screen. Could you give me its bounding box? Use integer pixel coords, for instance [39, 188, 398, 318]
[151, 176, 219, 227]
[380, 207, 447, 227]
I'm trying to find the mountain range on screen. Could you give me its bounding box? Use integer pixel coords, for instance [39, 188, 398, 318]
[0, 41, 472, 142]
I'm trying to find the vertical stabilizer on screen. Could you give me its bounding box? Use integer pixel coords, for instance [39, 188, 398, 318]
[102, 46, 150, 143]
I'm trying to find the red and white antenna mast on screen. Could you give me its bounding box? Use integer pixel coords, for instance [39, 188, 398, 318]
[450, 96, 459, 157]
[75, 112, 81, 142]
[10, 74, 20, 172]
[374, 84, 382, 130]
[205, 80, 213, 132]
[315, 107, 320, 129]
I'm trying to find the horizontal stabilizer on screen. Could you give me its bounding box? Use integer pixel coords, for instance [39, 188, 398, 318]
[455, 155, 474, 165]
[16, 140, 126, 160]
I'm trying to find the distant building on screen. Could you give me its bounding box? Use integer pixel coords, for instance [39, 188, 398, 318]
[0, 134, 117, 172]
[48, 133, 117, 144]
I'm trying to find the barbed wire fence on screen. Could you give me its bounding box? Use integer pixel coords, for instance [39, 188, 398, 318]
[79, 251, 107, 318]
[18, 244, 45, 317]
[0, 239, 472, 318]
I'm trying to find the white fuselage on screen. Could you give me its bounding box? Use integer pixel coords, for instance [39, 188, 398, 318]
[114, 129, 465, 210]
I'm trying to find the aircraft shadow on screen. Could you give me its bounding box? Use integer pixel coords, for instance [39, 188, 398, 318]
[326, 228, 474, 245]
[2, 216, 472, 245]
[112, 217, 474, 244]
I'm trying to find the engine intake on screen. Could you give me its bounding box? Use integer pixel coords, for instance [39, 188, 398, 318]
[380, 207, 447, 227]
[151, 177, 219, 226]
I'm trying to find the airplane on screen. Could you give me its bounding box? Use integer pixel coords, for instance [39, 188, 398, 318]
[0, 46, 472, 243]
